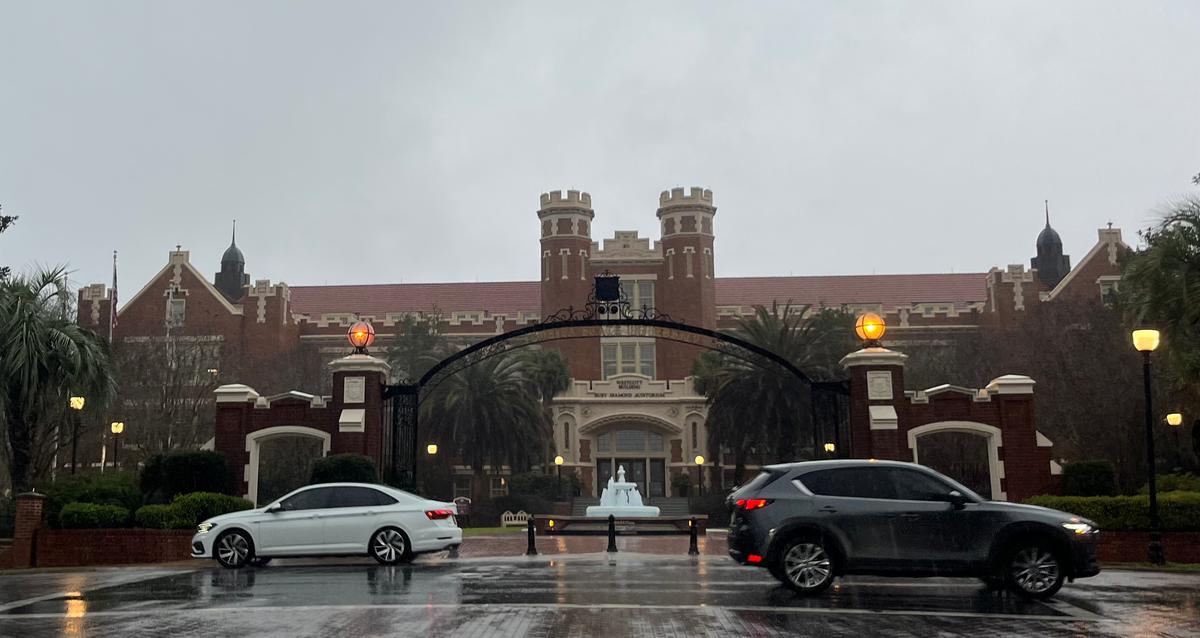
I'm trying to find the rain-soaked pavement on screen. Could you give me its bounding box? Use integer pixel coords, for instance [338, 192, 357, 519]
[0, 535, 1198, 637]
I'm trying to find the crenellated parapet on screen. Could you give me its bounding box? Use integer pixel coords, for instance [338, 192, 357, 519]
[657, 186, 716, 237]
[658, 186, 713, 209]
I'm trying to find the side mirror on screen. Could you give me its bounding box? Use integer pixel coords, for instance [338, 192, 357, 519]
[947, 490, 967, 510]
[266, 503, 284, 513]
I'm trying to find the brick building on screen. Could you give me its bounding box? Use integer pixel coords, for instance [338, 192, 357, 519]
[78, 188, 1126, 500]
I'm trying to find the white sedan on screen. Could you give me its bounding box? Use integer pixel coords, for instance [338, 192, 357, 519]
[191, 482, 462, 568]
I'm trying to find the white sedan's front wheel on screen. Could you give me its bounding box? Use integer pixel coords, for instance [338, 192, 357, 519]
[370, 528, 413, 565]
[215, 530, 253, 569]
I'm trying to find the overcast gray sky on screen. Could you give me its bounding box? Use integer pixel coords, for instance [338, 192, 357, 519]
[2, 1, 1198, 296]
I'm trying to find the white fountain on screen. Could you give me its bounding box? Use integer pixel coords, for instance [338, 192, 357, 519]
[585, 465, 661, 517]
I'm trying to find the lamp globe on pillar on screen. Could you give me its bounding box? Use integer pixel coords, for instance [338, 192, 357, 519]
[68, 396, 85, 474]
[554, 455, 565, 500]
[348, 320, 376, 355]
[1132, 325, 1165, 564]
[110, 421, 125, 470]
[426, 443, 438, 455]
[855, 312, 886, 347]
[1166, 413, 1183, 427]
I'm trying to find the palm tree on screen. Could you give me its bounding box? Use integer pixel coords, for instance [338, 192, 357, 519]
[420, 354, 551, 501]
[693, 303, 855, 483]
[0, 268, 114, 490]
[517, 348, 571, 407]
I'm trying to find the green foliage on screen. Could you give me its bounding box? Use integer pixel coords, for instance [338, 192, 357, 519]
[133, 504, 190, 529]
[0, 267, 115, 490]
[691, 494, 731, 528]
[41, 473, 141, 528]
[1061, 461, 1117, 497]
[507, 471, 579, 500]
[1025, 492, 1200, 531]
[386, 310, 448, 381]
[310, 454, 378, 484]
[0, 205, 14, 281]
[693, 303, 856, 470]
[516, 348, 571, 405]
[1141, 472, 1200, 494]
[60, 503, 130, 529]
[140, 451, 230, 503]
[421, 354, 552, 478]
[170, 492, 253, 527]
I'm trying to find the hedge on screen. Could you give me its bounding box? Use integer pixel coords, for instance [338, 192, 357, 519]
[1025, 491, 1200, 531]
[170, 492, 254, 527]
[1060, 460, 1116, 497]
[140, 451, 230, 503]
[1141, 472, 1200, 495]
[40, 473, 141, 528]
[507, 471, 581, 500]
[134, 504, 191, 530]
[310, 454, 378, 484]
[60, 503, 131, 529]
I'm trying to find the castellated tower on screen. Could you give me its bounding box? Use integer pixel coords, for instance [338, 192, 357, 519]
[656, 187, 717, 380]
[538, 190, 600, 379]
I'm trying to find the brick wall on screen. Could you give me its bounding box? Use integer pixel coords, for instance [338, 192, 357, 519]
[32, 529, 194, 567]
[1096, 531, 1200, 564]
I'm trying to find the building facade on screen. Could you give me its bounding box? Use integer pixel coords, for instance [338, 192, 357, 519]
[79, 187, 1126, 498]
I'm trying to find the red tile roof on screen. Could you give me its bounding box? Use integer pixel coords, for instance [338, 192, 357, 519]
[289, 273, 988, 316]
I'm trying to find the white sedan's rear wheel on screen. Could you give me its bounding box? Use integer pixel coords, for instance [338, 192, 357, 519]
[371, 528, 413, 565]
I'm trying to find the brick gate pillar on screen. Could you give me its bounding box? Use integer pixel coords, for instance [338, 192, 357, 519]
[840, 347, 908, 460]
[328, 354, 391, 466]
[12, 492, 47, 568]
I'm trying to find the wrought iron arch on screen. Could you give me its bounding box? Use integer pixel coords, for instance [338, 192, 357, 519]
[383, 272, 849, 490]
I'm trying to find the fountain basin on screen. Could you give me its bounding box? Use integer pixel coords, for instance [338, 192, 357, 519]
[585, 505, 661, 517]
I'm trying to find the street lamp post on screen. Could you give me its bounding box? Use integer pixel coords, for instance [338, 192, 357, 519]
[554, 455, 564, 501]
[110, 421, 125, 472]
[69, 396, 85, 474]
[1132, 327, 1164, 565]
[694, 455, 705, 498]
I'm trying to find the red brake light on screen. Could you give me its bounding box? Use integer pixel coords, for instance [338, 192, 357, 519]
[735, 498, 772, 511]
[747, 554, 764, 563]
[425, 509, 455, 520]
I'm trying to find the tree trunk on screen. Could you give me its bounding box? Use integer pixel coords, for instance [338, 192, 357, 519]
[8, 412, 33, 492]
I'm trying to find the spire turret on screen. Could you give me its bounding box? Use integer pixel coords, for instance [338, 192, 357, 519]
[215, 220, 249, 300]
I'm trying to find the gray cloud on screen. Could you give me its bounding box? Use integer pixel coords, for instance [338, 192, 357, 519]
[2, 1, 1198, 294]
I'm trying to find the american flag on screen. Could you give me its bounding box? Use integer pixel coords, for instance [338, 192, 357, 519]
[109, 250, 118, 341]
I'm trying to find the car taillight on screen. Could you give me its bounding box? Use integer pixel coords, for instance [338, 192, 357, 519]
[425, 509, 455, 520]
[735, 498, 772, 511]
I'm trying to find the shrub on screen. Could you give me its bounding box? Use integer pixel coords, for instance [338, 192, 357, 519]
[1025, 491, 1200, 531]
[310, 454, 378, 484]
[41, 473, 141, 528]
[140, 451, 230, 503]
[1141, 472, 1200, 495]
[1060, 460, 1116, 497]
[690, 494, 730, 528]
[507, 471, 580, 500]
[492, 494, 553, 517]
[134, 504, 190, 529]
[170, 492, 254, 527]
[60, 503, 131, 529]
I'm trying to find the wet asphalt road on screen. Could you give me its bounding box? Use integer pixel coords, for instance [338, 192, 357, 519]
[0, 553, 1197, 637]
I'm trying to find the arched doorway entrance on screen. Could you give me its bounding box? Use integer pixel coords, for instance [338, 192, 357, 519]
[908, 421, 1005, 501]
[245, 425, 331, 505]
[581, 415, 679, 498]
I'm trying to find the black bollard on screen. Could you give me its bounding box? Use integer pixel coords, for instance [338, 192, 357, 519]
[688, 517, 699, 556]
[525, 518, 538, 556]
[606, 514, 618, 553]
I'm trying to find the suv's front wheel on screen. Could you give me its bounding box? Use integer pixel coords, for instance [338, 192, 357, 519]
[775, 538, 836, 595]
[1004, 540, 1065, 599]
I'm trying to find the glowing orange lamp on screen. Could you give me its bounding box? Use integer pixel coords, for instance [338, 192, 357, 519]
[348, 320, 376, 354]
[855, 312, 886, 346]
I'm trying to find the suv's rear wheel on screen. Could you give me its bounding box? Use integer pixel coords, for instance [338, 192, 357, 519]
[1004, 540, 1065, 599]
[776, 538, 835, 595]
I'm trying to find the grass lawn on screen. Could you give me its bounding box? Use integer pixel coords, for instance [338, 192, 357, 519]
[461, 526, 526, 537]
[1102, 562, 1200, 572]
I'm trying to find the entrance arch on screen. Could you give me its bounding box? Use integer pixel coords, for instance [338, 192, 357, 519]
[907, 421, 1004, 501]
[245, 425, 331, 505]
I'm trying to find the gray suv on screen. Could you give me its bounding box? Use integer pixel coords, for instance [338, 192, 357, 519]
[727, 460, 1100, 598]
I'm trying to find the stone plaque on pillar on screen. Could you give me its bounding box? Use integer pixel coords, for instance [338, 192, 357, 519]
[867, 371, 893, 400]
[343, 376, 366, 404]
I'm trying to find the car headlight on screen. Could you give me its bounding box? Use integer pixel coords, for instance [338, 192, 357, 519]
[1062, 522, 1094, 535]
[197, 522, 216, 534]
